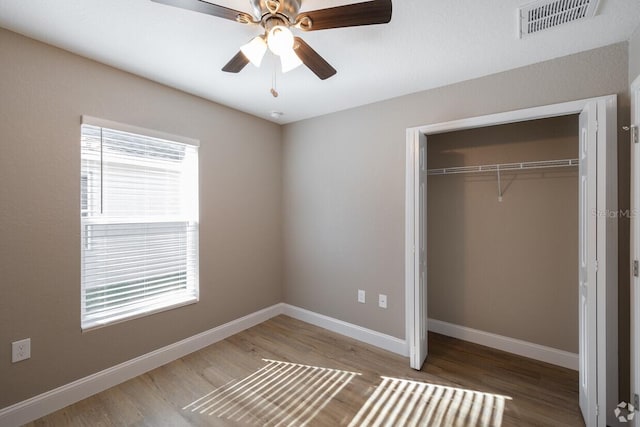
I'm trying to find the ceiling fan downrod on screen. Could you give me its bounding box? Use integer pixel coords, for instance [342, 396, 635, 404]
[250, 0, 302, 22]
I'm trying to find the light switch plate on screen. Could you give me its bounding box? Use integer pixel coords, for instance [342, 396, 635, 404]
[379, 294, 388, 309]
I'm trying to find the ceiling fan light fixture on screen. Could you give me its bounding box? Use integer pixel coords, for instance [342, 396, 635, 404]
[267, 25, 294, 56]
[280, 48, 303, 73]
[153, 0, 393, 80]
[240, 36, 267, 67]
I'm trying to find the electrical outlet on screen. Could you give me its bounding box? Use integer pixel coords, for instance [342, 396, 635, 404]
[379, 294, 388, 309]
[12, 338, 31, 363]
[358, 289, 366, 304]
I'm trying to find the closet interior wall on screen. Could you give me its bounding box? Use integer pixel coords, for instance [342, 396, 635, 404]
[427, 115, 580, 354]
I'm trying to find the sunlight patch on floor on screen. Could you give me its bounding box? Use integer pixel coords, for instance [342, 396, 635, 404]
[348, 377, 512, 427]
[183, 359, 360, 426]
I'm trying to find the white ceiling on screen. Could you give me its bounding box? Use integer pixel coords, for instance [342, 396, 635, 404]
[0, 0, 638, 123]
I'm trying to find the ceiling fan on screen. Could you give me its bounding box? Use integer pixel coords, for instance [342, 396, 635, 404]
[151, 0, 392, 80]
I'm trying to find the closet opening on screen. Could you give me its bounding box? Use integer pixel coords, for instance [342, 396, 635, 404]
[426, 115, 580, 368]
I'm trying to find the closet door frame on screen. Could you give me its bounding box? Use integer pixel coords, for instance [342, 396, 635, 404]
[631, 74, 640, 427]
[405, 94, 617, 426]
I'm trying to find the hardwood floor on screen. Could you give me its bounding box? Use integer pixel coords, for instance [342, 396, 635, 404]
[26, 315, 583, 426]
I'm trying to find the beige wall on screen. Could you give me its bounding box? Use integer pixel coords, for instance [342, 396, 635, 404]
[427, 116, 578, 353]
[282, 42, 629, 344]
[0, 28, 283, 408]
[630, 26, 640, 84]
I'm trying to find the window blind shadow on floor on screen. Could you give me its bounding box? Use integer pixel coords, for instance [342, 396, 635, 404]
[183, 359, 360, 426]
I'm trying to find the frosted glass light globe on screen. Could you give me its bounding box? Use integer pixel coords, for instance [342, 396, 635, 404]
[280, 48, 303, 73]
[240, 36, 267, 67]
[268, 26, 294, 56]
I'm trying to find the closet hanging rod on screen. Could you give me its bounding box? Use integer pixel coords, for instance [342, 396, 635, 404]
[427, 158, 579, 176]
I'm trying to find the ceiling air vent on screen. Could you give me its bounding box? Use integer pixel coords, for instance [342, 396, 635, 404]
[518, 0, 599, 38]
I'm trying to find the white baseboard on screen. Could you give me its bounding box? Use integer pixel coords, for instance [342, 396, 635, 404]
[282, 304, 409, 357]
[428, 318, 579, 371]
[0, 303, 285, 427]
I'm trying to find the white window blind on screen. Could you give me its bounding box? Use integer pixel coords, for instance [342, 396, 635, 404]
[80, 119, 199, 330]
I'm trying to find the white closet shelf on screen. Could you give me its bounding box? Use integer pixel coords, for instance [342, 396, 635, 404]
[427, 158, 579, 176]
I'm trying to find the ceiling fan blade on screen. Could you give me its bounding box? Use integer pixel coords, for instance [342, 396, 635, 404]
[222, 51, 250, 73]
[151, 0, 253, 23]
[296, 0, 392, 31]
[293, 37, 337, 80]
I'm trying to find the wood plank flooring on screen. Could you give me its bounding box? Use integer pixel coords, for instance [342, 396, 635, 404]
[26, 315, 583, 426]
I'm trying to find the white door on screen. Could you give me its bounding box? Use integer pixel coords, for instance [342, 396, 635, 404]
[579, 103, 598, 426]
[631, 78, 640, 427]
[410, 133, 428, 369]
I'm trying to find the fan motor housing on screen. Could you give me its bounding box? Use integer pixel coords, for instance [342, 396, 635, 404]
[250, 0, 301, 21]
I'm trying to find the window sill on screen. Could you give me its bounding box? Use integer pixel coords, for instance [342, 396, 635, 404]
[81, 294, 198, 332]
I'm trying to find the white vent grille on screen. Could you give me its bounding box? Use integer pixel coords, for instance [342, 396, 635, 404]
[519, 0, 599, 38]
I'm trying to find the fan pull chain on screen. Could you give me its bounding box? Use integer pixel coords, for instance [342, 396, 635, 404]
[270, 63, 279, 98]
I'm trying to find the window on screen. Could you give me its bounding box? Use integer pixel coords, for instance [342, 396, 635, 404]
[80, 116, 199, 330]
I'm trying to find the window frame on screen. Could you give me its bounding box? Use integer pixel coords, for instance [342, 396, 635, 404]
[80, 116, 200, 331]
